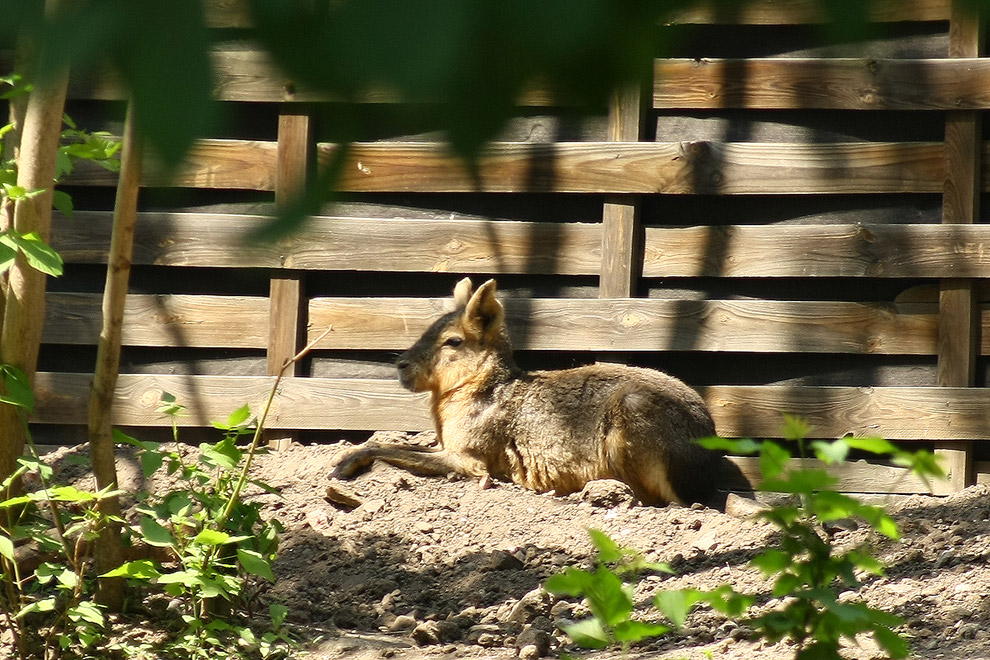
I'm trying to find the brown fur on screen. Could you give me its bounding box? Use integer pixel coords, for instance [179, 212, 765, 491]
[329, 279, 721, 505]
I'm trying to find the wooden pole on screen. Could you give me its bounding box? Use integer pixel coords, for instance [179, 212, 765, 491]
[87, 102, 141, 609]
[266, 111, 312, 450]
[935, 0, 983, 493]
[599, 82, 646, 299]
[0, 0, 69, 490]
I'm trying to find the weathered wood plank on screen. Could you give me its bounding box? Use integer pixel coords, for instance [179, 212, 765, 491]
[307, 297, 938, 354]
[654, 58, 990, 110]
[704, 385, 990, 441]
[643, 223, 990, 278]
[68, 139, 951, 194]
[318, 141, 947, 194]
[665, 0, 949, 25]
[724, 456, 934, 494]
[51, 212, 603, 274]
[30, 373, 990, 441]
[65, 139, 277, 190]
[43, 293, 269, 348]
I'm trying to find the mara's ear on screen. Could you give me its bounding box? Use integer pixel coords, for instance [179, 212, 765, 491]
[453, 277, 474, 309]
[462, 279, 504, 342]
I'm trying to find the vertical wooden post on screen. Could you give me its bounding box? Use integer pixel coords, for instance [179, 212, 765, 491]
[599, 82, 646, 299]
[267, 110, 311, 449]
[936, 1, 983, 493]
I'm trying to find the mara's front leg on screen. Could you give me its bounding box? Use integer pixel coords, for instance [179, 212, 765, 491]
[329, 441, 486, 480]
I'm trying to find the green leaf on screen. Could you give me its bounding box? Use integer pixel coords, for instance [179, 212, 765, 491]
[17, 598, 57, 619]
[110, 0, 215, 168]
[100, 559, 161, 580]
[68, 601, 105, 626]
[749, 549, 792, 575]
[270, 602, 289, 629]
[811, 439, 849, 465]
[843, 436, 898, 455]
[0, 240, 16, 275]
[761, 468, 837, 495]
[201, 437, 241, 471]
[52, 189, 73, 219]
[612, 619, 669, 643]
[9, 231, 64, 276]
[873, 626, 909, 659]
[225, 404, 252, 429]
[545, 567, 595, 597]
[0, 533, 13, 561]
[193, 528, 231, 546]
[653, 589, 703, 629]
[588, 528, 623, 564]
[17, 454, 53, 481]
[781, 414, 811, 441]
[1, 364, 34, 412]
[586, 567, 632, 627]
[562, 618, 610, 649]
[139, 516, 176, 548]
[758, 441, 792, 481]
[697, 436, 761, 455]
[238, 548, 276, 581]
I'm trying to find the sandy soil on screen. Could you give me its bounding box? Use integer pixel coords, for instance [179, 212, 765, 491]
[8, 435, 990, 660]
[252, 434, 990, 660]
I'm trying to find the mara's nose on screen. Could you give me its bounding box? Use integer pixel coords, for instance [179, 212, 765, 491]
[396, 358, 409, 371]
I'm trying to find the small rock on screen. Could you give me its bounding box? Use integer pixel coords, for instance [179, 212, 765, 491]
[578, 479, 636, 508]
[476, 633, 500, 648]
[724, 493, 764, 518]
[325, 483, 363, 509]
[549, 601, 574, 620]
[485, 550, 524, 571]
[516, 627, 552, 656]
[507, 588, 551, 624]
[519, 645, 542, 660]
[412, 621, 461, 646]
[412, 621, 442, 646]
[389, 615, 417, 632]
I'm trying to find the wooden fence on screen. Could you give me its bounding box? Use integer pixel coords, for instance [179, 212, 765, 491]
[24, 0, 990, 494]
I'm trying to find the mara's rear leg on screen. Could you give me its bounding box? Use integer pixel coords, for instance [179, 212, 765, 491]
[604, 386, 714, 506]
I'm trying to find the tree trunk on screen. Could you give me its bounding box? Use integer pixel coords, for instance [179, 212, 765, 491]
[0, 12, 69, 491]
[88, 102, 141, 610]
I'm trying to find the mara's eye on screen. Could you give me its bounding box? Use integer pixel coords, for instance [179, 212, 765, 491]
[443, 336, 463, 348]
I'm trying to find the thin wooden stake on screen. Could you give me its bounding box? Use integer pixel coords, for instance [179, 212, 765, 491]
[88, 101, 142, 609]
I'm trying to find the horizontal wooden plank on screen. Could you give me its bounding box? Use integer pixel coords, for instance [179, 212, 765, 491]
[643, 223, 990, 278]
[30, 373, 990, 441]
[308, 297, 938, 354]
[31, 373, 432, 431]
[725, 456, 934, 494]
[61, 48, 558, 105]
[320, 141, 947, 194]
[66, 139, 277, 190]
[703, 385, 990, 440]
[68, 138, 954, 194]
[51, 212, 601, 275]
[654, 58, 990, 110]
[665, 0, 949, 24]
[44, 293, 269, 348]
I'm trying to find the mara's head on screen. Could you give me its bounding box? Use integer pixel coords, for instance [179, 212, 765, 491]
[396, 278, 513, 395]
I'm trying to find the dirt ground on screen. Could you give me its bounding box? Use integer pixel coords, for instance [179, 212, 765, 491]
[251, 433, 990, 660]
[14, 434, 990, 660]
